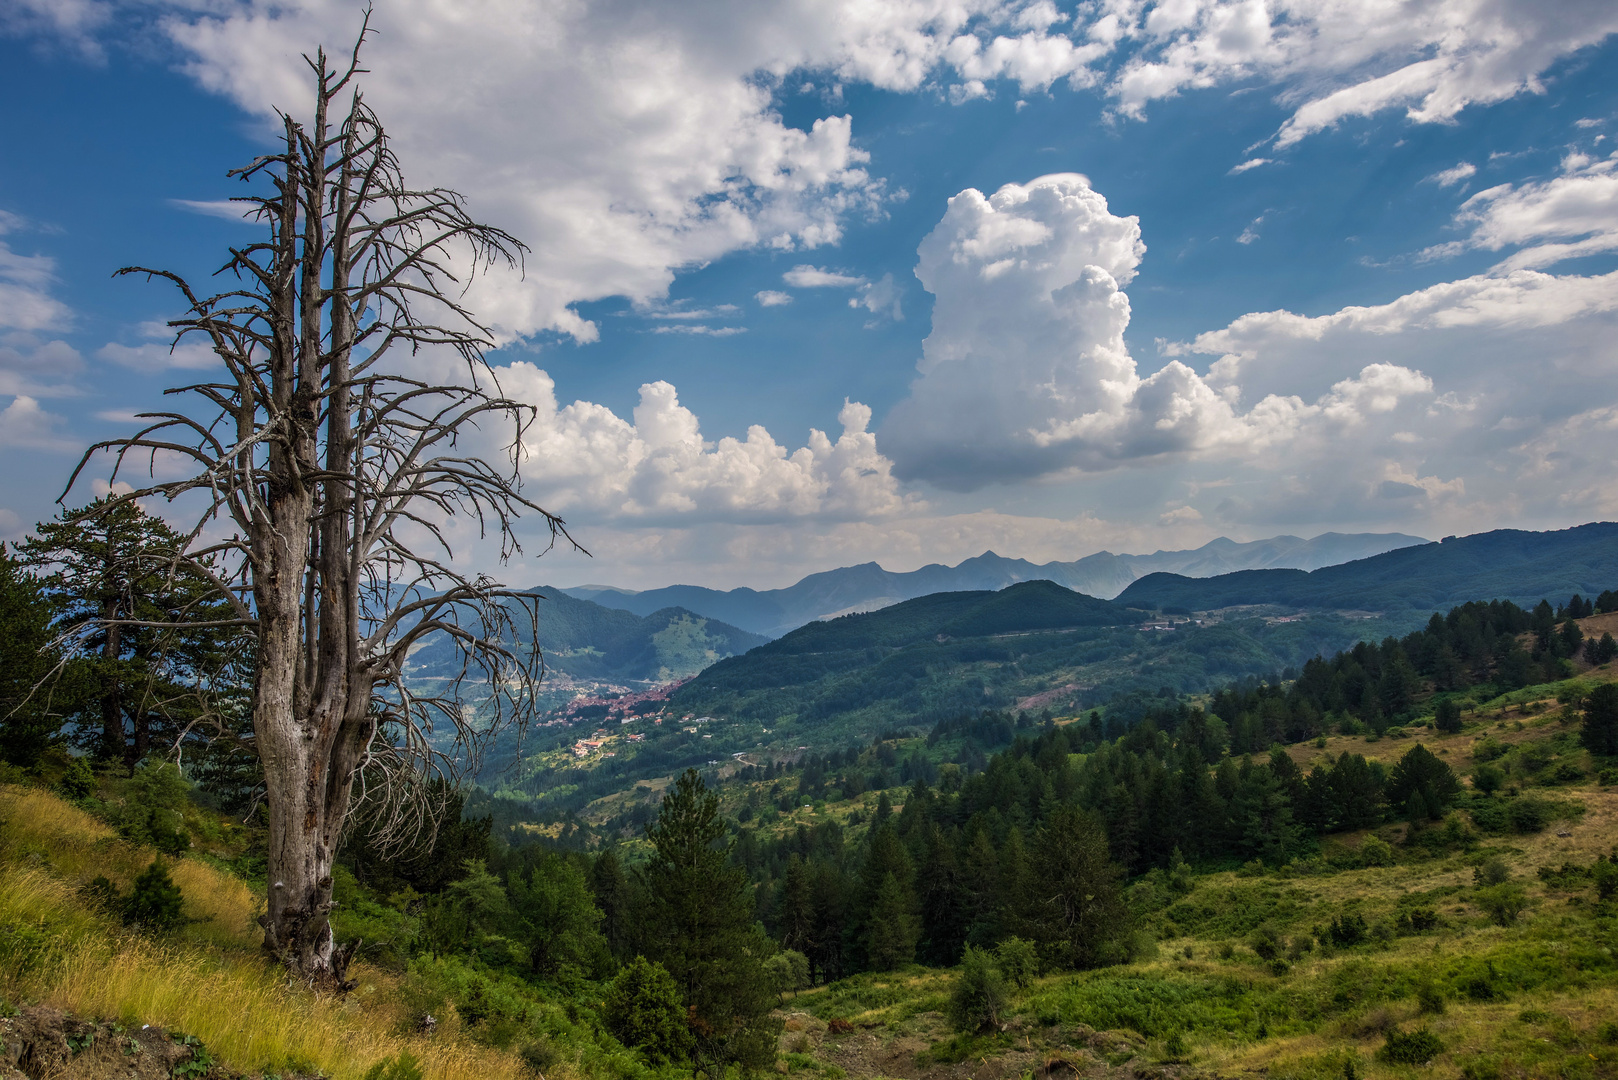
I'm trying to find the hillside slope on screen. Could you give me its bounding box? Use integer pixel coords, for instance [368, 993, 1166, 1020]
[407, 587, 767, 684]
[563, 532, 1425, 636]
[663, 580, 1393, 739]
[1116, 522, 1618, 615]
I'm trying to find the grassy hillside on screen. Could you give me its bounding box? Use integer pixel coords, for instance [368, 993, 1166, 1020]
[1116, 522, 1618, 616]
[6, 660, 1618, 1080]
[0, 784, 531, 1080]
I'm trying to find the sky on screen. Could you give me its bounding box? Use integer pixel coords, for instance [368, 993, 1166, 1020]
[2, 0, 1617, 591]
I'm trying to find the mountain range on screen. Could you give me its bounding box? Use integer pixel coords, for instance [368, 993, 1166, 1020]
[1115, 522, 1618, 616]
[561, 531, 1426, 637]
[664, 521, 1618, 741]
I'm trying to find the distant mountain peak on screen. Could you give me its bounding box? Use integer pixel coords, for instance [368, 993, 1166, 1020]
[558, 530, 1428, 638]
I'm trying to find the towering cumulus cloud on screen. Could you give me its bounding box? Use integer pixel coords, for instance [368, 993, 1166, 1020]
[882, 174, 1440, 491]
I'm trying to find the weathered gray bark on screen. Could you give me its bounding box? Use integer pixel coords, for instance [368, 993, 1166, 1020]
[68, 20, 570, 987]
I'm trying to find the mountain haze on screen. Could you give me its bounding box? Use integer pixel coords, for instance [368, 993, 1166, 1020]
[562, 531, 1425, 637]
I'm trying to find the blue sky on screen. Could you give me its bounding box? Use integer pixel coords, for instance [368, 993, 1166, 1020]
[3, 0, 1617, 589]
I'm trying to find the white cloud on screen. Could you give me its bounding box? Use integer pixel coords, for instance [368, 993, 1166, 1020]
[1236, 214, 1265, 244]
[168, 198, 256, 222]
[783, 263, 901, 322]
[783, 265, 866, 288]
[1229, 158, 1271, 174]
[1428, 161, 1477, 187]
[1172, 262, 1618, 530]
[0, 333, 83, 397]
[1443, 151, 1618, 269]
[0, 0, 111, 59]
[1106, 0, 1618, 151]
[0, 214, 72, 334]
[881, 174, 1419, 488]
[15, 0, 1592, 359]
[849, 273, 904, 323]
[649, 325, 747, 337]
[0, 395, 75, 451]
[755, 290, 794, 306]
[96, 340, 221, 371]
[493, 364, 912, 525]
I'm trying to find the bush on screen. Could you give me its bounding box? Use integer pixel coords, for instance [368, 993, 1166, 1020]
[124, 859, 184, 930]
[994, 937, 1039, 990]
[1507, 798, 1548, 833]
[1379, 1027, 1443, 1065]
[1247, 924, 1282, 961]
[56, 755, 95, 799]
[1326, 913, 1368, 947]
[1593, 855, 1618, 901]
[1471, 764, 1505, 795]
[602, 956, 693, 1065]
[1357, 836, 1395, 868]
[1415, 980, 1446, 1015]
[1473, 857, 1510, 886]
[948, 946, 1008, 1033]
[1475, 883, 1527, 926]
[765, 950, 811, 998]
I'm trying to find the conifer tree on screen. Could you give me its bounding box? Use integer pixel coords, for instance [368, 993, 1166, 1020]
[865, 871, 921, 970]
[590, 848, 633, 960]
[1026, 805, 1127, 969]
[0, 546, 66, 766]
[1582, 683, 1618, 756]
[640, 769, 781, 1072]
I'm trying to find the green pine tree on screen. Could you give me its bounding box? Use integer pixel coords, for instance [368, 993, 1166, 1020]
[125, 859, 184, 930]
[1025, 805, 1128, 970]
[864, 871, 920, 970]
[639, 769, 782, 1073]
[603, 956, 694, 1065]
[1582, 683, 1618, 756]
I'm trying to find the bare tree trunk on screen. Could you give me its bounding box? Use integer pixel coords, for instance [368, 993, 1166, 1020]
[71, 19, 571, 988]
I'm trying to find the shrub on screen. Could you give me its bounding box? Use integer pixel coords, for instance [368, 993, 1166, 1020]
[765, 949, 811, 998]
[602, 956, 692, 1065]
[57, 755, 95, 800]
[1507, 798, 1548, 833]
[1358, 836, 1395, 868]
[1473, 858, 1510, 886]
[1475, 883, 1527, 926]
[1593, 855, 1618, 901]
[1326, 913, 1368, 947]
[1396, 907, 1440, 934]
[1247, 923, 1282, 961]
[124, 859, 184, 930]
[1415, 980, 1446, 1015]
[1379, 1027, 1443, 1065]
[948, 946, 1008, 1033]
[994, 937, 1039, 990]
[1471, 764, 1505, 795]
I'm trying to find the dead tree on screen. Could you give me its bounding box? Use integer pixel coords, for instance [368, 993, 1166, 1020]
[68, 20, 572, 986]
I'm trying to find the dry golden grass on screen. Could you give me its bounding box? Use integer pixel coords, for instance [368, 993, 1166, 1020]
[0, 786, 531, 1080]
